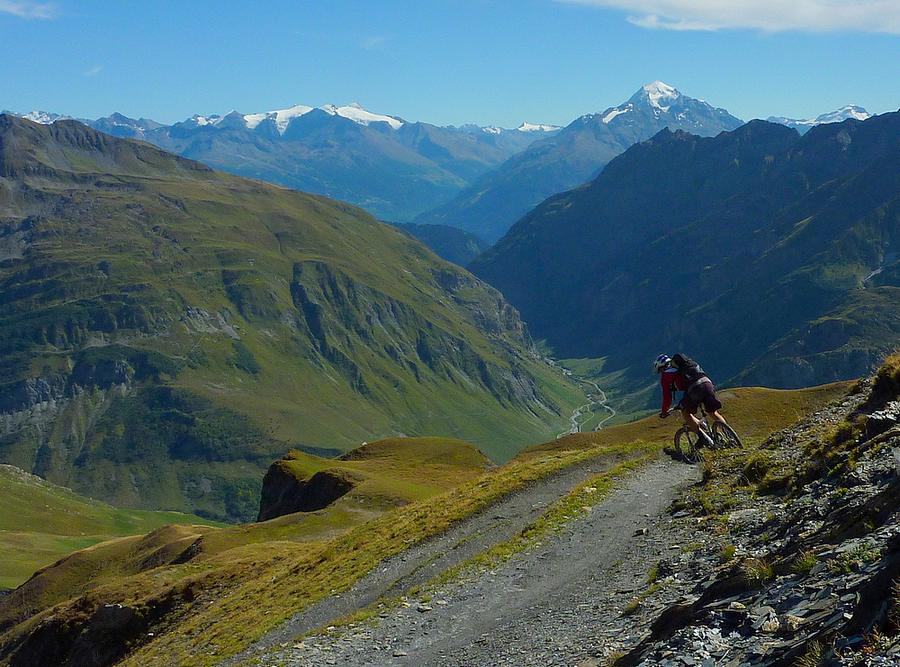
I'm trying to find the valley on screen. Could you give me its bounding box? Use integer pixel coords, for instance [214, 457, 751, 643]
[2, 13, 897, 663]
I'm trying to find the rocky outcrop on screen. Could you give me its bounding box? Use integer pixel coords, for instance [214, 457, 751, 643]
[4, 591, 187, 667]
[618, 372, 900, 666]
[257, 459, 359, 521]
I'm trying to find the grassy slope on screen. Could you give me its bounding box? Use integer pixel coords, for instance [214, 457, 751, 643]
[0, 382, 848, 666]
[276, 437, 492, 507]
[0, 438, 487, 633]
[0, 465, 216, 589]
[0, 117, 584, 521]
[526, 382, 853, 457]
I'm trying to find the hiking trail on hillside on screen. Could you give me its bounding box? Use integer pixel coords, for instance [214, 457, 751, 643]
[238, 458, 702, 667]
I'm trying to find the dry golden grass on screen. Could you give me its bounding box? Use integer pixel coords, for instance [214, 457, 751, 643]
[0, 383, 851, 667]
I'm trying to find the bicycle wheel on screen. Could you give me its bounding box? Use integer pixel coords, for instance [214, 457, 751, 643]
[712, 422, 743, 449]
[674, 428, 702, 463]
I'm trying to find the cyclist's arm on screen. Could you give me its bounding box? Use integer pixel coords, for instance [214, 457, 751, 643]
[660, 374, 673, 414]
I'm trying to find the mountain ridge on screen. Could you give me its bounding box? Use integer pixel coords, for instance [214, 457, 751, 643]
[413, 81, 745, 242]
[470, 112, 900, 400]
[0, 114, 582, 521]
[3, 103, 557, 223]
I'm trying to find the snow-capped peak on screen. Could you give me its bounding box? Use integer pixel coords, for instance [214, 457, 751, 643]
[516, 122, 561, 133]
[12, 110, 71, 124]
[640, 80, 680, 111]
[320, 103, 404, 129]
[189, 114, 224, 127]
[815, 105, 871, 123]
[767, 105, 873, 133]
[242, 104, 313, 133]
[183, 102, 404, 134]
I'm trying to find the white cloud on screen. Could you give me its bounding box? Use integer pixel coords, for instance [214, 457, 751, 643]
[83, 64, 103, 77]
[561, 1, 900, 34]
[0, 0, 57, 19]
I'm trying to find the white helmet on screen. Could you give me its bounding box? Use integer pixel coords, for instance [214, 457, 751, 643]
[653, 354, 671, 373]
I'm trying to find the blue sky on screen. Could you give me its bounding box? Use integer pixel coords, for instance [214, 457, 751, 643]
[3, 0, 898, 127]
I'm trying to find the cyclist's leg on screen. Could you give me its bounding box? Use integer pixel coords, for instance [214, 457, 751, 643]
[709, 410, 728, 426]
[698, 382, 726, 426]
[681, 402, 714, 446]
[681, 407, 701, 431]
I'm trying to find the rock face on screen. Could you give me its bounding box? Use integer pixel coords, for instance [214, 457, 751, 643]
[257, 463, 358, 521]
[6, 595, 183, 667]
[618, 366, 900, 666]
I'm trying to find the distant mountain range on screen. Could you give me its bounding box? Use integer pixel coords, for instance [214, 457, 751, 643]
[471, 112, 900, 400]
[3, 104, 559, 223]
[7, 88, 873, 250]
[413, 82, 745, 242]
[767, 105, 872, 134]
[0, 114, 580, 520]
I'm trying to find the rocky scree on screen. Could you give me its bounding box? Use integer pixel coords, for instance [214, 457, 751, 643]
[617, 372, 900, 666]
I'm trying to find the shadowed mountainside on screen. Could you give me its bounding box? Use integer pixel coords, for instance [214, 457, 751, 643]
[471, 112, 900, 401]
[415, 82, 743, 243]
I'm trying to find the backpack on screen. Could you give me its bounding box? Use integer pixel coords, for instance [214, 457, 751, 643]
[672, 353, 706, 384]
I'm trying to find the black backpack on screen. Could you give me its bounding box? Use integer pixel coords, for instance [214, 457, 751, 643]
[672, 353, 706, 384]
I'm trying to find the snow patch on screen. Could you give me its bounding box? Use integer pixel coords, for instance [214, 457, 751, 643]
[321, 103, 404, 129]
[274, 104, 314, 132]
[191, 114, 224, 127]
[242, 112, 269, 130]
[516, 122, 561, 132]
[601, 106, 631, 124]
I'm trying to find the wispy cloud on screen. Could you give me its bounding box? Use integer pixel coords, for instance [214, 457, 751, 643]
[82, 64, 103, 77]
[361, 35, 389, 50]
[0, 0, 57, 19]
[561, 1, 900, 34]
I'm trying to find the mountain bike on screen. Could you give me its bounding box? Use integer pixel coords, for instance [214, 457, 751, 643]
[669, 403, 742, 463]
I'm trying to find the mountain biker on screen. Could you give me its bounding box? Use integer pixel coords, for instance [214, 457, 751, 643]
[654, 353, 728, 448]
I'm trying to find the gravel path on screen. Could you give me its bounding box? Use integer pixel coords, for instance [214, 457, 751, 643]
[259, 460, 702, 667]
[226, 453, 644, 666]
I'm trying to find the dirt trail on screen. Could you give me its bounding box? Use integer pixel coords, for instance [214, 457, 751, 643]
[252, 460, 701, 667]
[557, 373, 617, 438]
[225, 453, 645, 666]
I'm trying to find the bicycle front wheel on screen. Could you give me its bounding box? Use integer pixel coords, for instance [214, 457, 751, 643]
[712, 422, 743, 449]
[674, 428, 702, 463]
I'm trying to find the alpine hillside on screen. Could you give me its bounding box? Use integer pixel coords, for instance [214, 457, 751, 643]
[0, 114, 583, 522]
[471, 112, 900, 402]
[413, 82, 743, 243]
[6, 105, 558, 223]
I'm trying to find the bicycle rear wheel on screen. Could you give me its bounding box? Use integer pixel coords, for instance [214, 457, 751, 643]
[712, 422, 743, 449]
[674, 428, 702, 463]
